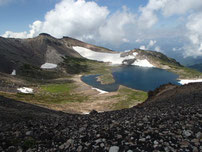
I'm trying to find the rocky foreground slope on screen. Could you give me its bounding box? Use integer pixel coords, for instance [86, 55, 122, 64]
[0, 83, 201, 151]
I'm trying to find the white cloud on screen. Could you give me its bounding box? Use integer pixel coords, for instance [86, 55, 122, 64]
[2, 0, 202, 58]
[138, 0, 167, 28]
[148, 40, 156, 47]
[2, 0, 136, 45]
[98, 7, 137, 44]
[41, 0, 109, 39]
[162, 0, 202, 16]
[154, 46, 161, 52]
[3, 31, 28, 39]
[138, 0, 202, 28]
[3, 0, 109, 40]
[139, 45, 146, 50]
[2, 20, 42, 38]
[184, 12, 202, 57]
[139, 40, 161, 52]
[122, 38, 129, 43]
[135, 39, 142, 43]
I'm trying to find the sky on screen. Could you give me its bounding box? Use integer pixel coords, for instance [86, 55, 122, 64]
[1, 0, 202, 64]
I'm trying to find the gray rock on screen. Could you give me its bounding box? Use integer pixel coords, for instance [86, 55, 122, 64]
[183, 130, 192, 137]
[66, 139, 74, 148]
[180, 141, 189, 148]
[193, 147, 198, 152]
[109, 146, 119, 152]
[59, 144, 65, 150]
[95, 139, 102, 143]
[154, 141, 159, 145]
[143, 116, 148, 122]
[17, 148, 23, 152]
[196, 132, 202, 139]
[146, 135, 151, 139]
[7, 146, 16, 152]
[100, 143, 104, 148]
[25, 131, 33, 136]
[79, 127, 85, 132]
[139, 138, 146, 142]
[77, 146, 82, 152]
[164, 147, 169, 152]
[117, 135, 122, 139]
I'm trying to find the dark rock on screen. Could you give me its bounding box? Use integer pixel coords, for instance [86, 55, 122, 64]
[90, 110, 98, 115]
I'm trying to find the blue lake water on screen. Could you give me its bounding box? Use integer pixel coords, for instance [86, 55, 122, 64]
[81, 66, 180, 92]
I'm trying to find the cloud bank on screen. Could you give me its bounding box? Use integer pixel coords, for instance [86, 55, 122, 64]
[2, 0, 202, 58]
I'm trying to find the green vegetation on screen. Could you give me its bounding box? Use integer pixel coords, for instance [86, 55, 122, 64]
[61, 56, 89, 74]
[96, 73, 115, 84]
[158, 59, 202, 79]
[175, 67, 202, 79]
[41, 84, 72, 94]
[61, 56, 116, 84]
[62, 56, 113, 75]
[139, 49, 202, 79]
[0, 82, 88, 105]
[189, 63, 202, 72]
[19, 64, 61, 79]
[111, 86, 148, 110]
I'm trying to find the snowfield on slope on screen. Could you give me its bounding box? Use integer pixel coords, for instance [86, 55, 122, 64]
[11, 69, 16, 76]
[178, 79, 202, 85]
[92, 87, 108, 94]
[41, 63, 57, 69]
[132, 59, 154, 67]
[17, 87, 33, 94]
[73, 46, 154, 67]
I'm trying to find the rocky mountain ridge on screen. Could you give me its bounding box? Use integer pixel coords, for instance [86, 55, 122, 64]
[120, 49, 182, 69]
[0, 33, 114, 74]
[0, 33, 182, 74]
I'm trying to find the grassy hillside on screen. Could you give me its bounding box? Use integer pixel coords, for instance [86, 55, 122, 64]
[189, 63, 202, 72]
[135, 49, 202, 79]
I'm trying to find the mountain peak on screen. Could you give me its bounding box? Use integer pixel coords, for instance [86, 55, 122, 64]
[39, 33, 52, 37]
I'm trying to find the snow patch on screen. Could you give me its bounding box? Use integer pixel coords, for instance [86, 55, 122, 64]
[41, 63, 57, 69]
[73, 46, 154, 68]
[17, 87, 33, 94]
[133, 59, 154, 68]
[133, 52, 138, 56]
[82, 112, 90, 115]
[11, 70, 16, 76]
[178, 79, 202, 85]
[92, 87, 108, 94]
[73, 46, 134, 65]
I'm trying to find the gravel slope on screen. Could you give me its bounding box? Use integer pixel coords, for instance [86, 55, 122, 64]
[0, 83, 202, 151]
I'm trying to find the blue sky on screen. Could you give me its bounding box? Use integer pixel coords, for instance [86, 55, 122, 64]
[1, 0, 202, 63]
[0, 0, 59, 33]
[0, 0, 147, 34]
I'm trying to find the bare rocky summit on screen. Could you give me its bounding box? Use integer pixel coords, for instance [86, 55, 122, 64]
[0, 34, 114, 74]
[0, 82, 201, 151]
